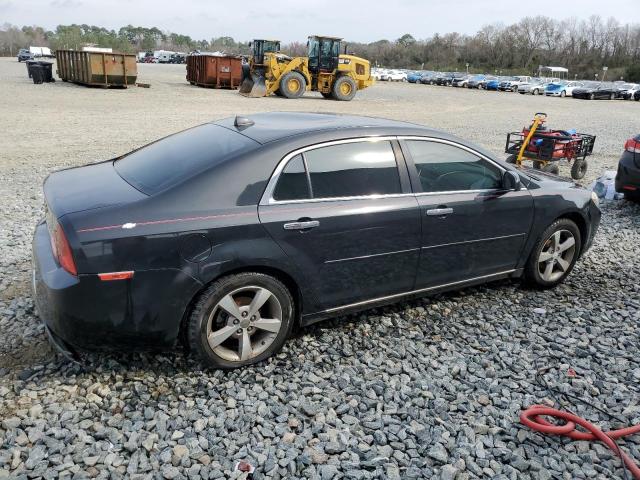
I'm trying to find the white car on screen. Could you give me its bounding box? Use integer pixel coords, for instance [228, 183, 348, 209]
[545, 81, 584, 97]
[371, 69, 384, 81]
[381, 70, 407, 82]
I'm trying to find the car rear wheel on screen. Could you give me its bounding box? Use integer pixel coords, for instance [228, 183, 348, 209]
[506, 154, 518, 164]
[533, 88, 539, 95]
[187, 273, 295, 369]
[541, 163, 559, 175]
[589, 93, 595, 100]
[525, 219, 581, 289]
[610, 93, 616, 100]
[560, 90, 566, 97]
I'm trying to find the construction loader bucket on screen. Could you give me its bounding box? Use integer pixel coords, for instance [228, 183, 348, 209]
[239, 72, 267, 97]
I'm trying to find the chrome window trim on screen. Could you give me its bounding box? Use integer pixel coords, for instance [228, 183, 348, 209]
[260, 135, 527, 206]
[260, 136, 402, 206]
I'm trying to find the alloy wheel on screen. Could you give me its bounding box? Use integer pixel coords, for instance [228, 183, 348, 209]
[537, 230, 576, 282]
[206, 286, 283, 362]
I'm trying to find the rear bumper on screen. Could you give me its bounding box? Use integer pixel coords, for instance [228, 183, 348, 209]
[32, 221, 202, 353]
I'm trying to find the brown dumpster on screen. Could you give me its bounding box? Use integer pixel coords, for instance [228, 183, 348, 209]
[186, 54, 243, 89]
[55, 50, 137, 88]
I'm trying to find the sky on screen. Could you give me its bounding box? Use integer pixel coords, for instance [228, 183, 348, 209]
[2, 0, 640, 43]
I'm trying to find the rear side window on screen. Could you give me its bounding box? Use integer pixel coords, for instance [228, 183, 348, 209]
[114, 124, 258, 195]
[406, 140, 502, 193]
[305, 141, 401, 198]
[272, 155, 310, 201]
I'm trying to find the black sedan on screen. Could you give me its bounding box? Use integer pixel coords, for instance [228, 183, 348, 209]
[33, 113, 601, 368]
[615, 134, 640, 201]
[572, 83, 619, 100]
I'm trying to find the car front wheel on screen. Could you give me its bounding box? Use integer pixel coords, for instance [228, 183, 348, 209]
[524, 219, 581, 289]
[187, 273, 295, 369]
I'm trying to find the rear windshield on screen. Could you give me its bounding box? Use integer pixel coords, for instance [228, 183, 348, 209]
[114, 124, 258, 195]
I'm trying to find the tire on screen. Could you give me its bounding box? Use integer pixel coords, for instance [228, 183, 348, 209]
[187, 273, 295, 369]
[571, 159, 588, 180]
[279, 71, 306, 99]
[524, 218, 581, 289]
[589, 93, 595, 100]
[541, 163, 560, 175]
[532, 88, 539, 95]
[506, 154, 518, 164]
[610, 93, 616, 100]
[332, 76, 357, 101]
[560, 90, 566, 98]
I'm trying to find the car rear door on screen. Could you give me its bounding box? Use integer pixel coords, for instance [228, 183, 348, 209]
[400, 137, 534, 288]
[258, 138, 421, 312]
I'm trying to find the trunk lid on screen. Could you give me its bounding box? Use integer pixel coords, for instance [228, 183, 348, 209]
[44, 160, 147, 219]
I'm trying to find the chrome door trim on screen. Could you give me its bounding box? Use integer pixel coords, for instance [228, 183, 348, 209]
[324, 247, 420, 264]
[322, 269, 516, 313]
[421, 233, 526, 250]
[260, 136, 400, 206]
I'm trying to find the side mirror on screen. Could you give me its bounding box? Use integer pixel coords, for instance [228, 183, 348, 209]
[503, 170, 521, 191]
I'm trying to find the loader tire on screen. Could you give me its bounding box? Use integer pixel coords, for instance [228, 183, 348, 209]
[332, 76, 357, 101]
[279, 71, 306, 99]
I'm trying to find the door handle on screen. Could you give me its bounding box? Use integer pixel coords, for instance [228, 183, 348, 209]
[283, 220, 320, 230]
[426, 207, 453, 216]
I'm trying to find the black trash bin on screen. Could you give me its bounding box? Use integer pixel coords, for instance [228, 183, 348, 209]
[38, 61, 54, 82]
[26, 60, 39, 78]
[31, 65, 44, 84]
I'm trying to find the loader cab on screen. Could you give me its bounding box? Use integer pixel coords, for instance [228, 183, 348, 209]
[307, 36, 341, 74]
[249, 39, 280, 66]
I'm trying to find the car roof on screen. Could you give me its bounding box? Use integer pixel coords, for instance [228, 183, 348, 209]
[213, 112, 440, 145]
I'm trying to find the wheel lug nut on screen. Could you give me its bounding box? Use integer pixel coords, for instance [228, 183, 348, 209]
[242, 312, 248, 317]
[233, 319, 239, 325]
[251, 316, 256, 321]
[237, 329, 242, 334]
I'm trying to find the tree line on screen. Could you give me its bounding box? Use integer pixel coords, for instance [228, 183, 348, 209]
[1, 16, 639, 81]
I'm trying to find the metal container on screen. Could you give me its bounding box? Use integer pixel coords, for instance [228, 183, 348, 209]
[186, 55, 243, 89]
[55, 50, 137, 88]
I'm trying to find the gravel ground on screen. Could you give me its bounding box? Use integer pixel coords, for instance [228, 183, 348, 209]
[1, 57, 639, 479]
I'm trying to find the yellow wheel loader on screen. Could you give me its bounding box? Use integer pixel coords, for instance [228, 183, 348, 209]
[239, 39, 281, 98]
[239, 35, 374, 101]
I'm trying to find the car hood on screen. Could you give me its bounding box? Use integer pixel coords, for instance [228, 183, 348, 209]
[44, 160, 147, 219]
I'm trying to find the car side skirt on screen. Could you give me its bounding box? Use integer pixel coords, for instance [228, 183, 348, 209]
[300, 268, 522, 326]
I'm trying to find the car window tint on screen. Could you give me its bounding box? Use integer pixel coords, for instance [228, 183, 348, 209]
[272, 155, 310, 201]
[406, 140, 502, 193]
[304, 141, 401, 198]
[114, 124, 258, 195]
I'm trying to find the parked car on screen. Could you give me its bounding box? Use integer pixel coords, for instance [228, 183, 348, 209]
[466, 75, 486, 88]
[381, 70, 407, 82]
[419, 72, 437, 84]
[435, 72, 457, 86]
[452, 74, 470, 87]
[572, 83, 619, 100]
[615, 134, 640, 202]
[500, 76, 531, 92]
[545, 81, 583, 97]
[617, 83, 640, 100]
[33, 112, 601, 368]
[17, 48, 33, 62]
[407, 71, 423, 83]
[518, 79, 547, 95]
[485, 78, 502, 90]
[476, 76, 496, 89]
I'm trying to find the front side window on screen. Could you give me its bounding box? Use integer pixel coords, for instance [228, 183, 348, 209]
[272, 140, 402, 201]
[406, 140, 502, 193]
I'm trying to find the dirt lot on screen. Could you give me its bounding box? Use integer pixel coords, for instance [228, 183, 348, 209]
[1, 57, 639, 479]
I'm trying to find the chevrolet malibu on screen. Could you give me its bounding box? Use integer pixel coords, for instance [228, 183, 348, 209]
[33, 112, 601, 368]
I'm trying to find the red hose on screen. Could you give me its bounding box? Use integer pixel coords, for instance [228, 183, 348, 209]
[521, 405, 640, 479]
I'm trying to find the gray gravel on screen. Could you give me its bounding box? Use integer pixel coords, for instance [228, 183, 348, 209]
[1, 57, 640, 479]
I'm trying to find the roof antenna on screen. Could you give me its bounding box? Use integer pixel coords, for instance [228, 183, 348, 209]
[234, 115, 254, 129]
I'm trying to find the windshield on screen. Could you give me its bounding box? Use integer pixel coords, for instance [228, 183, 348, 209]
[114, 124, 258, 195]
[263, 41, 280, 53]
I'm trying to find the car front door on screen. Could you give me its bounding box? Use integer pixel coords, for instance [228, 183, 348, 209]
[400, 138, 534, 288]
[258, 138, 421, 312]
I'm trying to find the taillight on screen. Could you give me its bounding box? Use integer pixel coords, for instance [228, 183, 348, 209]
[625, 138, 640, 154]
[48, 218, 77, 276]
